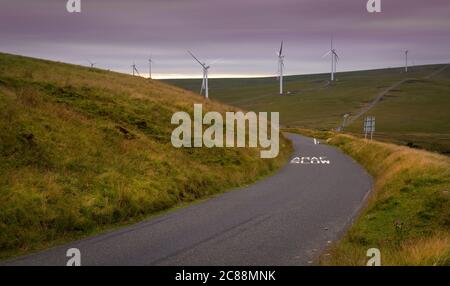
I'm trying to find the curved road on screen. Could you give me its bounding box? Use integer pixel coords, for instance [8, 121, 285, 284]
[2, 133, 372, 266]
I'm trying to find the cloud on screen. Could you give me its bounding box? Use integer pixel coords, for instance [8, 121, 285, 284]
[1, 0, 449, 78]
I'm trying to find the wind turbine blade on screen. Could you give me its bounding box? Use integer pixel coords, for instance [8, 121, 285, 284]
[188, 50, 205, 67]
[279, 41, 283, 56]
[209, 58, 221, 65]
[134, 66, 140, 76]
[322, 50, 332, 58]
[334, 53, 340, 62]
[331, 34, 334, 49]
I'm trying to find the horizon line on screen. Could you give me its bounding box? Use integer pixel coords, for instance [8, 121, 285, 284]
[2, 51, 448, 80]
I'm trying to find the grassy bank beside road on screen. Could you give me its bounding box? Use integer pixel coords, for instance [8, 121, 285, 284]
[0, 53, 291, 259]
[287, 128, 450, 265]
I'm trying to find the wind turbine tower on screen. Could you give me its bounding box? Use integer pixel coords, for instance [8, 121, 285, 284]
[188, 51, 210, 99]
[148, 56, 153, 79]
[277, 41, 285, 95]
[405, 50, 409, 73]
[88, 60, 96, 68]
[323, 37, 339, 82]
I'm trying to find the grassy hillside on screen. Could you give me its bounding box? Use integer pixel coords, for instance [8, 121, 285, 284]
[166, 64, 450, 154]
[345, 68, 450, 154]
[288, 129, 449, 266]
[0, 53, 291, 259]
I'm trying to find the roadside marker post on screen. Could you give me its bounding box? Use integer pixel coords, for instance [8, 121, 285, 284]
[341, 113, 350, 131]
[363, 116, 375, 140]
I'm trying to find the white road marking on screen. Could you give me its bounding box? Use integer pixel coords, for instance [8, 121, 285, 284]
[290, 156, 330, 165]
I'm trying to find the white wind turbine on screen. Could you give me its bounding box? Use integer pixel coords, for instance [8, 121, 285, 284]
[148, 56, 153, 79]
[323, 37, 339, 82]
[188, 51, 210, 99]
[277, 41, 285, 95]
[404, 50, 409, 73]
[87, 60, 96, 68]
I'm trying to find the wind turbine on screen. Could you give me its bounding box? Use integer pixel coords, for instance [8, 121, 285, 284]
[148, 56, 153, 79]
[404, 50, 409, 73]
[277, 41, 285, 95]
[188, 51, 210, 99]
[132, 62, 140, 76]
[87, 60, 96, 68]
[323, 37, 339, 82]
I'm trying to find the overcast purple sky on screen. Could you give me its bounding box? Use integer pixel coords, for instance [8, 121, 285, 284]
[1, 0, 449, 78]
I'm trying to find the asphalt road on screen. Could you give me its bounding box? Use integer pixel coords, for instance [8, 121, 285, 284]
[2, 133, 372, 266]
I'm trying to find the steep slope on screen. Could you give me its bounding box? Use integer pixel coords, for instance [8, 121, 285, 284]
[0, 53, 291, 258]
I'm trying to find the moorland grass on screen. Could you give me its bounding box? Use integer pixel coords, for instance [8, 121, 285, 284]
[168, 64, 450, 154]
[0, 53, 291, 259]
[345, 73, 450, 154]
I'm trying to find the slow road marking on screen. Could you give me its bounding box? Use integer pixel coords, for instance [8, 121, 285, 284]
[290, 156, 331, 165]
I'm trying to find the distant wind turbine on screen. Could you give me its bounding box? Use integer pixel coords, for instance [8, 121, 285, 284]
[277, 41, 285, 95]
[404, 50, 409, 73]
[188, 51, 210, 99]
[132, 62, 140, 76]
[87, 60, 96, 68]
[148, 56, 153, 79]
[323, 37, 339, 82]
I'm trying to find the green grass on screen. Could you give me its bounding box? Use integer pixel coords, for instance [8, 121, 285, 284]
[166, 64, 450, 154]
[288, 128, 450, 266]
[345, 71, 450, 154]
[0, 53, 291, 259]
